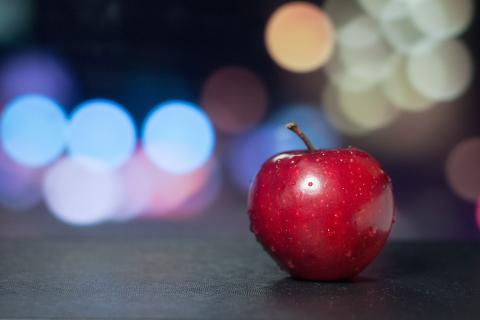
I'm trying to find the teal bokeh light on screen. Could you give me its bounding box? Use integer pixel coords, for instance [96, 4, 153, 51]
[142, 100, 215, 175]
[1, 94, 67, 167]
[68, 99, 136, 169]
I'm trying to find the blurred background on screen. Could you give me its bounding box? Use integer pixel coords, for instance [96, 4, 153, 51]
[0, 0, 478, 240]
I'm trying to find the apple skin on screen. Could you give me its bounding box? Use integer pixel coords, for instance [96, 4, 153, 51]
[248, 147, 394, 281]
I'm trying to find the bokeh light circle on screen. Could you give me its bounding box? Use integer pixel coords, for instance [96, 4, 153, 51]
[200, 66, 268, 134]
[322, 84, 369, 136]
[1, 94, 67, 167]
[337, 86, 399, 131]
[407, 39, 473, 102]
[142, 100, 215, 175]
[410, 0, 474, 39]
[337, 15, 381, 50]
[380, 14, 435, 54]
[446, 137, 480, 202]
[337, 15, 398, 83]
[325, 52, 378, 92]
[265, 1, 334, 73]
[0, 50, 76, 105]
[68, 99, 136, 170]
[382, 58, 434, 112]
[43, 157, 122, 226]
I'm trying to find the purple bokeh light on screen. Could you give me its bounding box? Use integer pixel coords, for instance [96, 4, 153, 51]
[0, 50, 77, 106]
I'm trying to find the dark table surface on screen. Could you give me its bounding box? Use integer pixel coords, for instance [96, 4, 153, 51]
[0, 238, 478, 319]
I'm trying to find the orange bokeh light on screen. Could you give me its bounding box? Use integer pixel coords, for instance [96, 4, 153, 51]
[265, 2, 334, 73]
[446, 137, 480, 202]
[201, 66, 268, 134]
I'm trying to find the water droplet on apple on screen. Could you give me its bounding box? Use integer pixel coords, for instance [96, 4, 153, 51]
[327, 228, 335, 237]
[270, 245, 276, 253]
[345, 249, 352, 258]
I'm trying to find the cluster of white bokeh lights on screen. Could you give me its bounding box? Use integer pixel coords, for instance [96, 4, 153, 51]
[321, 0, 474, 135]
[262, 0, 475, 138]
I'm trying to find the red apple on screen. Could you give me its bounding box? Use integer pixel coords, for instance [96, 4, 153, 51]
[248, 123, 394, 281]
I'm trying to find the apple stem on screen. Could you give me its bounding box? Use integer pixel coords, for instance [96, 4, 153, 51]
[285, 122, 315, 153]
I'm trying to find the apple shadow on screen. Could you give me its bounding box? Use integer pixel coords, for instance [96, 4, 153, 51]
[264, 273, 439, 318]
[263, 276, 391, 318]
[267, 275, 381, 301]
